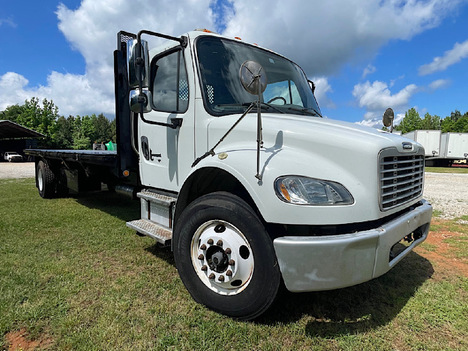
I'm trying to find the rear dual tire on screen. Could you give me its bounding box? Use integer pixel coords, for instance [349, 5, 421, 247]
[37, 160, 56, 199]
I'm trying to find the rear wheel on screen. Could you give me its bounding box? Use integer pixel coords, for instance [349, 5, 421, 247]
[37, 160, 56, 198]
[174, 192, 280, 320]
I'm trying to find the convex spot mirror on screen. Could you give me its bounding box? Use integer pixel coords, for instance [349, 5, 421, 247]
[130, 89, 153, 113]
[240, 61, 267, 95]
[127, 39, 150, 89]
[383, 108, 394, 128]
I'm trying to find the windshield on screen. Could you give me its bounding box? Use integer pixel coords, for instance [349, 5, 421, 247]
[196, 36, 321, 117]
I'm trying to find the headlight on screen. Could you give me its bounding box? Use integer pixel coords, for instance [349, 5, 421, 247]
[274, 176, 354, 205]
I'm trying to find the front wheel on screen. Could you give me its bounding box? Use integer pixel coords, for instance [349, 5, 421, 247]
[173, 192, 280, 320]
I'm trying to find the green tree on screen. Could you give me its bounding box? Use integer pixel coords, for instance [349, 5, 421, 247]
[0, 104, 26, 123]
[72, 115, 95, 150]
[394, 108, 422, 134]
[91, 113, 112, 143]
[421, 112, 441, 130]
[53, 116, 75, 149]
[1, 98, 59, 147]
[452, 112, 468, 132]
[110, 119, 117, 143]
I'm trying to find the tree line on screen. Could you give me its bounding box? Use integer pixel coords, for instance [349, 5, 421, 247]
[0, 98, 116, 149]
[389, 108, 468, 134]
[1, 98, 467, 149]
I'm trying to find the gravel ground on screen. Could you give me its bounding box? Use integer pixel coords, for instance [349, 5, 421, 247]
[0, 162, 35, 179]
[1, 162, 466, 219]
[424, 172, 468, 219]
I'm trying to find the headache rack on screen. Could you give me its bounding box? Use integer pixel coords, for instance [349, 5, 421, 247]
[379, 149, 424, 211]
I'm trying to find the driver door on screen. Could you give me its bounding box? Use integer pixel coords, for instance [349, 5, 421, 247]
[138, 48, 189, 191]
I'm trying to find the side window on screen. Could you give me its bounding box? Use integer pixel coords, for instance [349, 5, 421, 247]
[152, 50, 189, 113]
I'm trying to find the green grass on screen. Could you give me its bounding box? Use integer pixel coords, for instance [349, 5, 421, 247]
[1, 179, 467, 350]
[425, 166, 468, 174]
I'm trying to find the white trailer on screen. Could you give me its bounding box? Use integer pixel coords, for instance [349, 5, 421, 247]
[440, 133, 468, 159]
[403, 130, 441, 157]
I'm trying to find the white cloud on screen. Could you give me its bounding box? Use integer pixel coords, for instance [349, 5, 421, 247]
[353, 80, 418, 117]
[362, 64, 376, 78]
[1, 0, 215, 117]
[0, 17, 17, 28]
[355, 112, 405, 129]
[429, 78, 450, 90]
[0, 0, 464, 117]
[419, 39, 468, 75]
[223, 0, 462, 76]
[0, 73, 32, 110]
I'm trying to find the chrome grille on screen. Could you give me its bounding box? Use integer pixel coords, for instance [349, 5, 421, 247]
[379, 150, 424, 210]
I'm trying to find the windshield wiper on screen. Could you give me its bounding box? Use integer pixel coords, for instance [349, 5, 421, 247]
[246, 102, 285, 114]
[214, 102, 285, 114]
[287, 106, 321, 117]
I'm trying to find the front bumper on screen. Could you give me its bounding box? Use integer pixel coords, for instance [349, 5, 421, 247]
[273, 200, 432, 292]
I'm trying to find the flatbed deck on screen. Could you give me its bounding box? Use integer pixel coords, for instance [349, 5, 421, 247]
[25, 149, 118, 167]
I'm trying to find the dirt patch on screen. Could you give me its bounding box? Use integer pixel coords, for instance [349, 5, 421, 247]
[416, 226, 468, 279]
[4, 329, 52, 351]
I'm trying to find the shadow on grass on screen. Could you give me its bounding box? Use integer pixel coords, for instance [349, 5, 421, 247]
[145, 244, 175, 265]
[75, 190, 140, 222]
[258, 251, 434, 336]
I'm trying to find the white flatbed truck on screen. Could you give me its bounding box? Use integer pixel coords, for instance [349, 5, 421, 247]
[26, 29, 432, 320]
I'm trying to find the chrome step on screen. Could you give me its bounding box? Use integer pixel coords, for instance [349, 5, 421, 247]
[126, 218, 172, 246]
[137, 190, 176, 206]
[137, 190, 176, 230]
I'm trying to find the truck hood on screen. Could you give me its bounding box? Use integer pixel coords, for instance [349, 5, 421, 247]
[207, 113, 418, 156]
[205, 112, 424, 225]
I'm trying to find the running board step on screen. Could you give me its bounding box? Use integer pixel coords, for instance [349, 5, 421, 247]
[126, 219, 172, 246]
[137, 190, 176, 206]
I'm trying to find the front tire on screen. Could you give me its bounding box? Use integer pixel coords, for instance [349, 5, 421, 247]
[174, 192, 280, 320]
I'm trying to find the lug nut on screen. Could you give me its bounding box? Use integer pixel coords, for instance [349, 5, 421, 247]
[218, 275, 225, 282]
[225, 248, 232, 254]
[201, 265, 207, 271]
[198, 254, 204, 260]
[226, 270, 233, 276]
[207, 239, 214, 245]
[229, 259, 235, 266]
[200, 244, 207, 250]
[216, 240, 223, 246]
[208, 273, 215, 279]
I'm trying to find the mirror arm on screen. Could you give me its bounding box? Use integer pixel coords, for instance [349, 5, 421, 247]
[139, 112, 183, 129]
[137, 30, 188, 48]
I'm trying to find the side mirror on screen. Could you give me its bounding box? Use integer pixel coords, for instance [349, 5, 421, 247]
[382, 108, 394, 132]
[127, 39, 150, 89]
[129, 89, 153, 113]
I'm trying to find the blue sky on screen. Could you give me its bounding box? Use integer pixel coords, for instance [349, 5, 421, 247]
[1, 0, 467, 127]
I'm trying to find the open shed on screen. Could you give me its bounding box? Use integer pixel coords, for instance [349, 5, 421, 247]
[0, 120, 45, 161]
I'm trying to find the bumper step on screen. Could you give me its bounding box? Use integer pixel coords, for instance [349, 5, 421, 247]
[126, 218, 172, 246]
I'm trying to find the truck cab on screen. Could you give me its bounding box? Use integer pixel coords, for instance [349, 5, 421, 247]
[31, 29, 433, 320]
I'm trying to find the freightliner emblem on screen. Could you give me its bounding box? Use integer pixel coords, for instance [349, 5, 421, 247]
[402, 142, 413, 150]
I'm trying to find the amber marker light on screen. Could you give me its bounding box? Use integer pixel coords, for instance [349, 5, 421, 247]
[280, 183, 291, 202]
